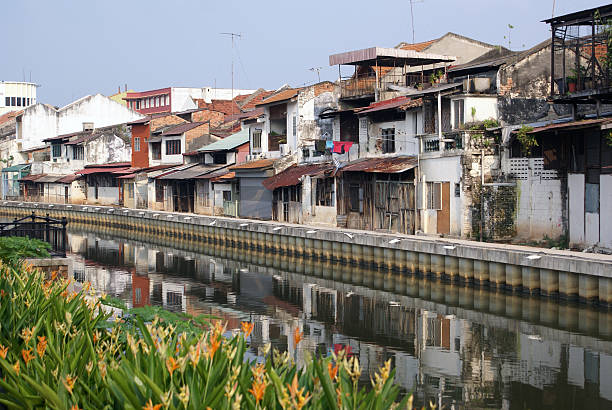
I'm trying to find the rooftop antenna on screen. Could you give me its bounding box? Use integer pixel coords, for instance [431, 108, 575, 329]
[309, 67, 322, 83]
[220, 32, 243, 116]
[409, 0, 424, 44]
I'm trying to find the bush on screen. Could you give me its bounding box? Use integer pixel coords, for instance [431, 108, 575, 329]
[0, 262, 412, 409]
[0, 236, 50, 267]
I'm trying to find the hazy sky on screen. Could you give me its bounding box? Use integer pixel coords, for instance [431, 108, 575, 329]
[2, 0, 607, 106]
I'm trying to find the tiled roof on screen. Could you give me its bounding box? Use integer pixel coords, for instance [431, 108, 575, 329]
[256, 88, 300, 106]
[262, 163, 334, 190]
[230, 158, 276, 170]
[161, 122, 205, 136]
[0, 110, 23, 126]
[195, 99, 241, 115]
[399, 39, 436, 52]
[238, 90, 275, 110]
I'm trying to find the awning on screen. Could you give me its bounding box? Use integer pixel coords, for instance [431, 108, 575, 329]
[403, 82, 463, 98]
[156, 164, 223, 180]
[338, 156, 417, 174]
[117, 173, 138, 180]
[19, 174, 45, 182]
[35, 175, 66, 183]
[262, 163, 335, 190]
[57, 174, 80, 184]
[2, 164, 30, 173]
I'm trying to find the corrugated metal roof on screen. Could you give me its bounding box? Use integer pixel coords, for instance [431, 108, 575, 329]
[358, 96, 412, 115]
[211, 171, 235, 182]
[198, 128, 249, 152]
[57, 174, 80, 184]
[76, 167, 130, 175]
[35, 175, 65, 183]
[524, 118, 610, 134]
[156, 164, 222, 180]
[329, 47, 455, 67]
[195, 165, 233, 179]
[20, 174, 44, 182]
[161, 122, 205, 136]
[230, 158, 276, 170]
[338, 156, 418, 173]
[262, 163, 334, 190]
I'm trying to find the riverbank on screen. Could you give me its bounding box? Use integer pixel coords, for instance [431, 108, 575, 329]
[2, 201, 612, 305]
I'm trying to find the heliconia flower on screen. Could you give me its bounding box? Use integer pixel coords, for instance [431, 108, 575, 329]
[286, 374, 311, 409]
[21, 349, 34, 365]
[0, 344, 8, 359]
[293, 327, 303, 346]
[205, 335, 221, 360]
[37, 336, 47, 358]
[328, 362, 339, 381]
[50, 270, 58, 281]
[160, 391, 173, 408]
[20, 327, 34, 345]
[142, 398, 162, 410]
[85, 361, 94, 374]
[241, 321, 254, 338]
[178, 385, 190, 407]
[63, 374, 77, 394]
[70, 405, 80, 410]
[188, 343, 201, 368]
[166, 357, 179, 377]
[98, 361, 107, 379]
[12, 361, 19, 375]
[248, 377, 266, 404]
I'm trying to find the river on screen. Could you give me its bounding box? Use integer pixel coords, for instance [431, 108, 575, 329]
[66, 228, 612, 409]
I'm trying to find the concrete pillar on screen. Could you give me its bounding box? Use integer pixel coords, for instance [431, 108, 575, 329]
[558, 303, 579, 331]
[322, 240, 332, 260]
[313, 239, 322, 259]
[458, 286, 474, 309]
[304, 238, 314, 258]
[473, 260, 489, 285]
[406, 251, 418, 274]
[458, 258, 474, 282]
[351, 244, 363, 265]
[539, 300, 558, 326]
[394, 249, 406, 272]
[521, 266, 540, 295]
[383, 248, 395, 271]
[539, 269, 558, 297]
[430, 254, 444, 277]
[331, 241, 342, 262]
[489, 262, 505, 289]
[372, 246, 384, 267]
[598, 277, 612, 307]
[445, 256, 459, 281]
[579, 274, 599, 304]
[295, 237, 305, 256]
[418, 253, 431, 275]
[362, 246, 374, 267]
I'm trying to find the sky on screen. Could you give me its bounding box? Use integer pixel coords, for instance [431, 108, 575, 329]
[2, 0, 608, 106]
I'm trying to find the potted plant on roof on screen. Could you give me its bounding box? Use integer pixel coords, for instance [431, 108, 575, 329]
[567, 73, 577, 93]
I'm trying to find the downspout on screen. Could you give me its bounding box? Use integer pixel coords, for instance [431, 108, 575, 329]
[437, 92, 443, 150]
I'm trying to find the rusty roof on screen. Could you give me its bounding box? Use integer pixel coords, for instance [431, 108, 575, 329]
[523, 118, 611, 134]
[0, 110, 23, 126]
[329, 47, 455, 67]
[255, 89, 300, 106]
[230, 158, 276, 170]
[338, 156, 418, 174]
[262, 163, 334, 190]
[161, 122, 205, 136]
[399, 39, 437, 52]
[358, 96, 412, 115]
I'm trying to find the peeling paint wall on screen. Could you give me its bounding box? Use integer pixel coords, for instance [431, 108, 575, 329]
[515, 178, 564, 240]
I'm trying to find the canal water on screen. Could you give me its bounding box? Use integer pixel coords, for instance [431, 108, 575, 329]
[66, 228, 612, 409]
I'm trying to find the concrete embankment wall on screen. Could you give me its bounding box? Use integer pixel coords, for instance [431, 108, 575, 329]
[2, 201, 611, 306]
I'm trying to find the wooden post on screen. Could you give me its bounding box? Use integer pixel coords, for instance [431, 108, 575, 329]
[551, 26, 556, 96]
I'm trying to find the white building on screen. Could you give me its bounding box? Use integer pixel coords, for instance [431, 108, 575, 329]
[0, 81, 38, 115]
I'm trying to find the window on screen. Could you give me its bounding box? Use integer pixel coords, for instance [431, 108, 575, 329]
[316, 178, 333, 207]
[292, 115, 297, 137]
[4, 97, 9, 106]
[72, 145, 84, 160]
[10, 97, 16, 107]
[166, 139, 181, 155]
[155, 97, 159, 107]
[348, 184, 363, 213]
[426, 182, 442, 210]
[453, 99, 464, 129]
[155, 181, 164, 202]
[16, 97, 21, 107]
[212, 152, 226, 164]
[134, 137, 140, 152]
[126, 182, 134, 199]
[223, 190, 232, 202]
[52, 144, 62, 158]
[252, 129, 262, 150]
[454, 183, 461, 197]
[135, 288, 141, 304]
[136, 100, 140, 109]
[381, 128, 395, 154]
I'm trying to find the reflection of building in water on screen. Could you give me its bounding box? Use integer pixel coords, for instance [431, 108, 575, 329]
[67, 230, 612, 409]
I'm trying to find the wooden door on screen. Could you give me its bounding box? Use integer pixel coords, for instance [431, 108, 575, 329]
[437, 182, 450, 235]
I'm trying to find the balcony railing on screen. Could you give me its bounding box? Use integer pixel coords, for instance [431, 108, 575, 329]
[421, 132, 463, 153]
[339, 72, 407, 99]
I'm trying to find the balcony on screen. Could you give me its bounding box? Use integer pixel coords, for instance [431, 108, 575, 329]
[339, 72, 407, 100]
[421, 132, 463, 153]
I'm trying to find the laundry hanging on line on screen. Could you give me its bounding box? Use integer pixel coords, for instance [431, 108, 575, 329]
[332, 141, 354, 154]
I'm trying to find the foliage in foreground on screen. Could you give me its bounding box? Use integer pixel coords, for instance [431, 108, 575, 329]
[0, 236, 50, 267]
[0, 262, 413, 409]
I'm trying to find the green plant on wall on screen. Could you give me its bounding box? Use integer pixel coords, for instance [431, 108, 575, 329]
[471, 107, 476, 122]
[516, 125, 537, 156]
[606, 130, 612, 147]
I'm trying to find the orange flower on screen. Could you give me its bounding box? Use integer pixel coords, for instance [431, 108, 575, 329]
[12, 361, 19, 375]
[166, 357, 179, 377]
[63, 374, 77, 394]
[21, 349, 34, 366]
[293, 327, 303, 346]
[70, 405, 80, 410]
[37, 336, 47, 358]
[0, 344, 8, 359]
[20, 327, 34, 345]
[248, 378, 266, 404]
[142, 398, 162, 410]
[51, 270, 58, 281]
[287, 374, 312, 409]
[206, 335, 221, 360]
[241, 321, 254, 338]
[328, 362, 339, 381]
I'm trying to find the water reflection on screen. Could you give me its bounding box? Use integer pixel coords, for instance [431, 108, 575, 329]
[68, 230, 612, 409]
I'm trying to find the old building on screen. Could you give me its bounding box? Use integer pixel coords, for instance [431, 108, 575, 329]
[0, 81, 37, 115]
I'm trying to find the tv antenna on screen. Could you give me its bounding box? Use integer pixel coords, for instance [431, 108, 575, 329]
[220, 32, 243, 114]
[309, 67, 322, 83]
[409, 0, 424, 44]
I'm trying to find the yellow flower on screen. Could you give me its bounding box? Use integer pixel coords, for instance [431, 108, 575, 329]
[20, 327, 34, 345]
[63, 374, 77, 394]
[12, 361, 19, 375]
[85, 361, 94, 374]
[0, 344, 8, 359]
[188, 343, 201, 368]
[241, 321, 254, 338]
[178, 385, 190, 407]
[286, 374, 312, 410]
[160, 391, 173, 408]
[98, 361, 107, 379]
[142, 398, 162, 410]
[248, 377, 266, 404]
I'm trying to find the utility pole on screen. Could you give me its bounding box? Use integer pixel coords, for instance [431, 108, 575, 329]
[220, 32, 242, 116]
[409, 0, 424, 44]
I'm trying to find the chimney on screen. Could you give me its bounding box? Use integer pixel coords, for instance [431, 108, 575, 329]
[118, 86, 121, 93]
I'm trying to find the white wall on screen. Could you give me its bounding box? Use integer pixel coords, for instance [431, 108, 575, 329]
[568, 173, 585, 246]
[515, 179, 564, 240]
[461, 96, 498, 124]
[18, 104, 58, 150]
[57, 94, 142, 135]
[419, 155, 463, 236]
[170, 88, 200, 112]
[86, 186, 120, 205]
[364, 109, 421, 157]
[601, 175, 612, 248]
[161, 135, 185, 164]
[201, 87, 257, 103]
